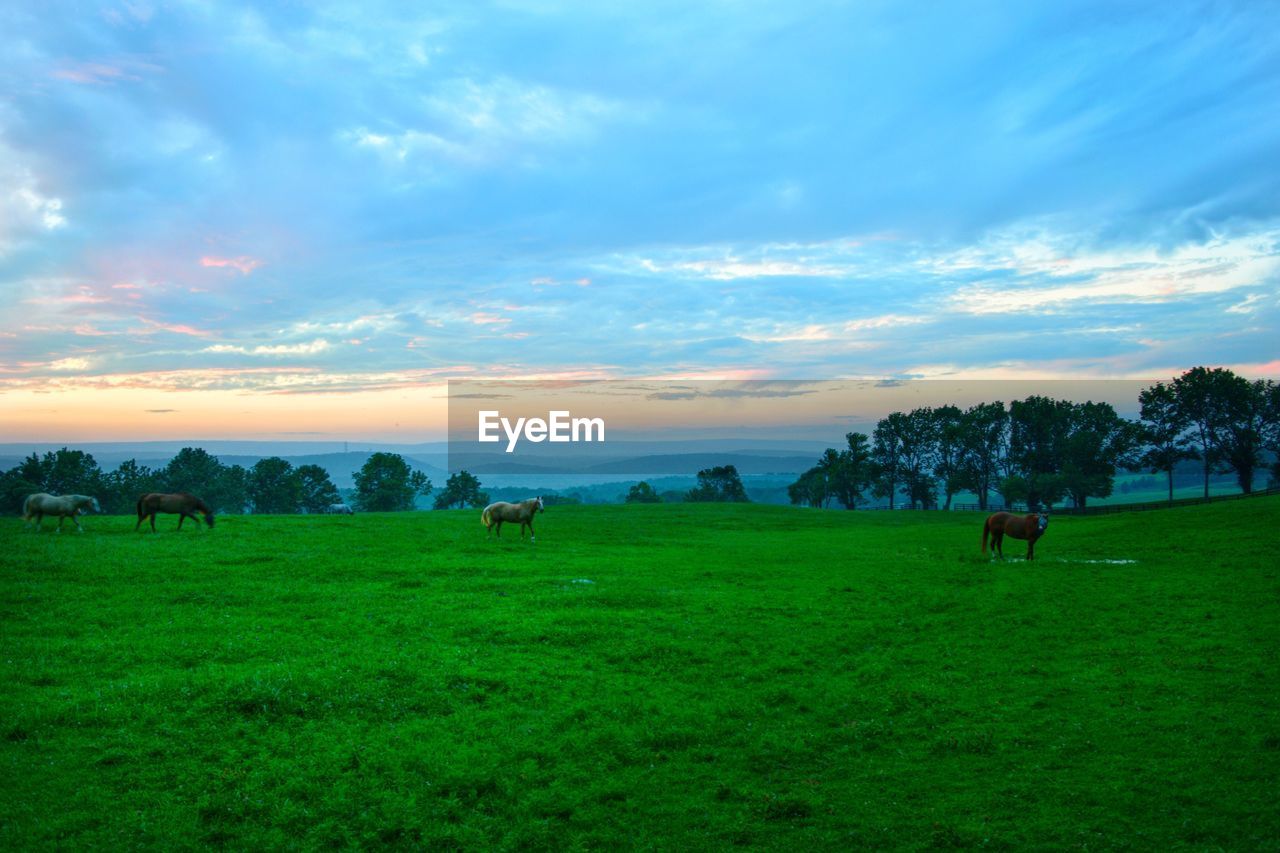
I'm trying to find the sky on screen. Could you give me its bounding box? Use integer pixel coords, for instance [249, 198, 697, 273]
[1, 1, 1278, 440]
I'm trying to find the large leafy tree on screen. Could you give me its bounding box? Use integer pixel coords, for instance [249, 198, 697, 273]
[1, 449, 105, 514]
[1138, 381, 1198, 503]
[163, 447, 226, 495]
[353, 453, 433, 511]
[162, 448, 248, 513]
[787, 467, 829, 508]
[1007, 396, 1074, 509]
[625, 481, 662, 504]
[296, 464, 341, 513]
[433, 471, 489, 509]
[873, 410, 937, 509]
[685, 465, 749, 502]
[1212, 376, 1273, 494]
[789, 448, 845, 509]
[1267, 382, 1280, 486]
[931, 405, 966, 510]
[1218, 376, 1269, 491]
[901, 408, 940, 510]
[830, 432, 877, 509]
[955, 402, 1008, 510]
[1172, 367, 1276, 496]
[1058, 401, 1140, 509]
[102, 459, 162, 514]
[871, 413, 907, 509]
[217, 465, 251, 514]
[249, 457, 302, 514]
[0, 460, 44, 514]
[1173, 367, 1236, 498]
[43, 448, 105, 496]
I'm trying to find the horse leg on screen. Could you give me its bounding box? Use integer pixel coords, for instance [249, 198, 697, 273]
[994, 530, 1004, 558]
[150, 513, 157, 532]
[74, 514, 84, 533]
[495, 520, 502, 538]
[527, 519, 535, 542]
[56, 515, 65, 534]
[1026, 539, 1035, 561]
[177, 513, 185, 530]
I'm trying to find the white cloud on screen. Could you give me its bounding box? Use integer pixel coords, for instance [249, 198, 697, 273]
[1225, 293, 1267, 315]
[940, 228, 1280, 314]
[203, 339, 332, 356]
[639, 256, 846, 280]
[742, 314, 929, 343]
[345, 76, 637, 171]
[1, 152, 67, 253]
[46, 357, 91, 371]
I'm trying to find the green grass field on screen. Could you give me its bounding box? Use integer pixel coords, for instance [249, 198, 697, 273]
[2, 500, 1278, 849]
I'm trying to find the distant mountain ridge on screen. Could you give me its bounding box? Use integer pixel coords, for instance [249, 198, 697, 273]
[0, 438, 833, 489]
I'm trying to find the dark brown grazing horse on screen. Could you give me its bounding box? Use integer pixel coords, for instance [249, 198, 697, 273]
[136, 492, 215, 532]
[982, 511, 1049, 560]
[481, 497, 544, 541]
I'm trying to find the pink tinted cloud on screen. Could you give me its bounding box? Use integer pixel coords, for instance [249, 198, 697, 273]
[469, 312, 510, 325]
[29, 285, 111, 305]
[200, 255, 264, 275]
[530, 276, 592, 287]
[137, 317, 214, 337]
[51, 63, 137, 84]
[50, 58, 161, 85]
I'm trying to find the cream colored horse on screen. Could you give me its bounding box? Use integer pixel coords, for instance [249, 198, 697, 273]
[481, 497, 545, 541]
[23, 493, 101, 533]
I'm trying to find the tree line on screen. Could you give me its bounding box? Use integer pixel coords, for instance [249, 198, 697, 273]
[788, 367, 1279, 511]
[0, 449, 466, 515]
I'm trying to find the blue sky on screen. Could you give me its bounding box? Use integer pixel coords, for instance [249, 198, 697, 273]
[1, 1, 1277, 437]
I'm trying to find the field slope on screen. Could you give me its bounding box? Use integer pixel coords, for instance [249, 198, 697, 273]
[2, 500, 1278, 849]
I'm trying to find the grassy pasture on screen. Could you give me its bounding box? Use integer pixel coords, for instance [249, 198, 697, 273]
[2, 500, 1278, 849]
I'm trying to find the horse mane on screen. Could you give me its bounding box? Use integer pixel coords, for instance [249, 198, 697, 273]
[186, 494, 214, 513]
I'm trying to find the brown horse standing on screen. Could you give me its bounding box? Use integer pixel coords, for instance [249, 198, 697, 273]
[136, 493, 215, 532]
[982, 511, 1049, 560]
[481, 497, 544, 541]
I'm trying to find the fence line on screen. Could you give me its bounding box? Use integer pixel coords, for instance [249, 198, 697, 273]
[890, 485, 1280, 516]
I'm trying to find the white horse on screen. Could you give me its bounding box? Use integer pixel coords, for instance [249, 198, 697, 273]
[23, 493, 101, 533]
[481, 497, 544, 541]
[329, 503, 354, 515]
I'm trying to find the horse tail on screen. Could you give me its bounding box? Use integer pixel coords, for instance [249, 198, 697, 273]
[136, 496, 145, 519]
[481, 507, 491, 527]
[21, 494, 33, 521]
[981, 517, 990, 554]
